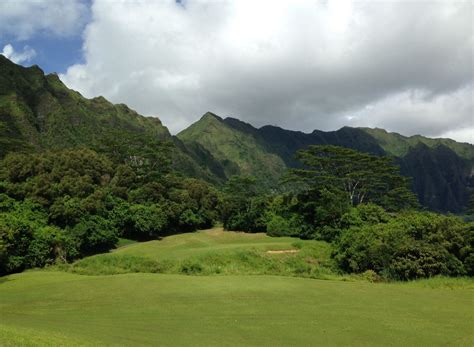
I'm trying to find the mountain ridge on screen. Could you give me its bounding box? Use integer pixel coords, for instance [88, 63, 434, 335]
[1, 56, 472, 212]
[178, 114, 473, 212]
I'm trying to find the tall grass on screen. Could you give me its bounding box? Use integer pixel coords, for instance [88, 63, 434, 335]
[60, 242, 339, 280]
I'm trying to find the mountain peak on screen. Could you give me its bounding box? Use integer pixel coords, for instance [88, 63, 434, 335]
[200, 112, 223, 122]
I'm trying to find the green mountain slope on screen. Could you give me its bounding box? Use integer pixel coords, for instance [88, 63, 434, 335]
[0, 55, 222, 183]
[399, 143, 472, 212]
[178, 112, 287, 185]
[361, 127, 474, 164]
[0, 55, 170, 151]
[179, 114, 473, 213]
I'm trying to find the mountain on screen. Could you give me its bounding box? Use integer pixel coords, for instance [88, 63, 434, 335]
[0, 55, 225, 183]
[360, 127, 474, 165]
[1, 56, 472, 212]
[178, 113, 287, 186]
[178, 115, 474, 213]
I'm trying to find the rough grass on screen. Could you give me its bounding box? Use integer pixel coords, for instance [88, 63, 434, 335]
[58, 229, 474, 286]
[0, 271, 473, 346]
[60, 229, 338, 279]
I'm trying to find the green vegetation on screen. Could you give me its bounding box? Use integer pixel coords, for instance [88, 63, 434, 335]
[1, 55, 472, 212]
[333, 209, 473, 280]
[62, 229, 336, 279]
[0, 54, 473, 346]
[219, 146, 472, 280]
[0, 147, 219, 275]
[177, 112, 287, 186]
[2, 143, 470, 282]
[361, 126, 474, 162]
[287, 145, 419, 210]
[179, 114, 473, 213]
[0, 270, 472, 346]
[0, 55, 222, 184]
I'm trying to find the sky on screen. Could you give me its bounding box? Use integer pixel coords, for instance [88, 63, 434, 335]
[0, 0, 472, 143]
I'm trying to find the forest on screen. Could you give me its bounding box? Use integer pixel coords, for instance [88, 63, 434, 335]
[1, 135, 472, 281]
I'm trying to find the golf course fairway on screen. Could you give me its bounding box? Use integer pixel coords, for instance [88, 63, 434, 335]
[0, 270, 472, 346]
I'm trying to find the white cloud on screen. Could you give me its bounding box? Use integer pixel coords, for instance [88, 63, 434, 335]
[347, 85, 473, 140]
[61, 0, 473, 142]
[0, 0, 89, 40]
[1, 44, 36, 64]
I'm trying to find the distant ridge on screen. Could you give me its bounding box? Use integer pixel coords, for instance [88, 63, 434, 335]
[179, 114, 473, 213]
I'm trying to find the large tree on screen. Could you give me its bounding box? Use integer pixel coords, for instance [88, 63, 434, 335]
[287, 145, 418, 210]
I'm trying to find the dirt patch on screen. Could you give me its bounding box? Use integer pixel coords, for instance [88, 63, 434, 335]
[266, 250, 300, 254]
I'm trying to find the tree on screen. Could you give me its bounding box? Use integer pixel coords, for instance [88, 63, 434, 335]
[220, 176, 267, 232]
[287, 145, 419, 210]
[95, 131, 172, 183]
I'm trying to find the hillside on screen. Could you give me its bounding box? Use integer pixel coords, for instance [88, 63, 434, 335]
[179, 115, 474, 212]
[0, 55, 170, 152]
[0, 55, 221, 183]
[361, 127, 474, 163]
[178, 113, 287, 185]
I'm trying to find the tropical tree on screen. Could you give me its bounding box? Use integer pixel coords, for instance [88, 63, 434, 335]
[287, 145, 418, 210]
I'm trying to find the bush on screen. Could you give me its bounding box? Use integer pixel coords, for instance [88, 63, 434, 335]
[333, 211, 472, 280]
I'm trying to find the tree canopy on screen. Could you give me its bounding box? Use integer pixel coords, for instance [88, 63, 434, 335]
[287, 145, 419, 210]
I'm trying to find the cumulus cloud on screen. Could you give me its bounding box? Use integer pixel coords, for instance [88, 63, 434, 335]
[61, 0, 473, 142]
[1, 44, 36, 64]
[0, 0, 89, 40]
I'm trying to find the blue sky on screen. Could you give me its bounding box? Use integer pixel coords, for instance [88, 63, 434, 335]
[0, 0, 90, 73]
[1, 36, 85, 73]
[0, 0, 472, 143]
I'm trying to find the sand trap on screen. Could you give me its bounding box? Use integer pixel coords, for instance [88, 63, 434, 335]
[266, 250, 300, 254]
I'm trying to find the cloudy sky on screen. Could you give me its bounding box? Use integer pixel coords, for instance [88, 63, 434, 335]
[1, 0, 472, 143]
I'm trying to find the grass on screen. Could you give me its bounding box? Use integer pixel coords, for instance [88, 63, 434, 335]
[1, 228, 473, 346]
[1, 271, 472, 346]
[115, 237, 138, 248]
[62, 228, 337, 278]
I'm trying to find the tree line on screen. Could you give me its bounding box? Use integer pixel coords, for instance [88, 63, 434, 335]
[0, 138, 472, 280]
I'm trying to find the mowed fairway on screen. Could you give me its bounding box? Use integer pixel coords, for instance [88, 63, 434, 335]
[0, 230, 473, 346]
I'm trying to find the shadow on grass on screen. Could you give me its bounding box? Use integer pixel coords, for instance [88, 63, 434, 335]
[0, 276, 11, 284]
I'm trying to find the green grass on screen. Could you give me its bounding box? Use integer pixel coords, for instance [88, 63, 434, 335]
[64, 228, 337, 278]
[0, 271, 472, 346]
[116, 237, 138, 248]
[1, 228, 473, 346]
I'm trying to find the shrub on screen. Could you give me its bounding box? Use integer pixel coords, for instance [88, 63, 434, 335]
[180, 260, 204, 274]
[333, 211, 472, 280]
[360, 270, 382, 283]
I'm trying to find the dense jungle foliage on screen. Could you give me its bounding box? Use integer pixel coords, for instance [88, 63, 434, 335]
[1, 143, 472, 280]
